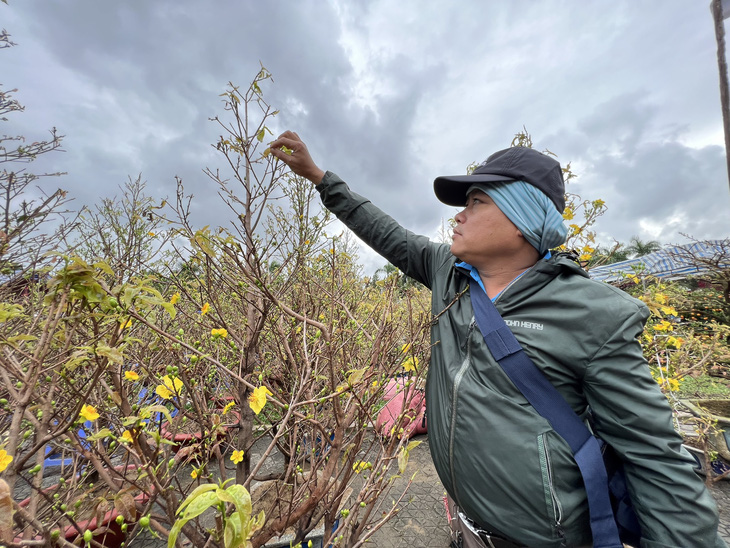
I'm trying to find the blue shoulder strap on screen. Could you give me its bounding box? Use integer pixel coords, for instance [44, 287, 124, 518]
[469, 279, 623, 548]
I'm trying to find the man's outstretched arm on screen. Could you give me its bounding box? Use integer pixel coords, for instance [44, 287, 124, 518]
[268, 131, 451, 288]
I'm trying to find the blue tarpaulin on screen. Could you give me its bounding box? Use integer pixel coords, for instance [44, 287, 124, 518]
[587, 239, 730, 283]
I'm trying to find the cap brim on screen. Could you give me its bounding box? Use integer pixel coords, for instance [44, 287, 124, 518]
[433, 174, 517, 206]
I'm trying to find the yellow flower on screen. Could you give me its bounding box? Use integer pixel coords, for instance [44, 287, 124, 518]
[249, 386, 273, 415]
[120, 318, 132, 330]
[0, 449, 13, 473]
[352, 461, 372, 473]
[400, 343, 412, 354]
[667, 336, 683, 349]
[156, 384, 173, 400]
[148, 232, 156, 237]
[402, 356, 419, 372]
[156, 375, 183, 400]
[80, 404, 100, 422]
[230, 450, 244, 464]
[191, 469, 199, 479]
[371, 380, 379, 388]
[660, 306, 678, 317]
[562, 207, 574, 221]
[222, 401, 235, 415]
[667, 378, 680, 392]
[120, 430, 134, 444]
[211, 327, 228, 338]
[170, 293, 180, 305]
[201, 302, 210, 315]
[655, 293, 668, 304]
[652, 320, 672, 332]
[124, 370, 139, 381]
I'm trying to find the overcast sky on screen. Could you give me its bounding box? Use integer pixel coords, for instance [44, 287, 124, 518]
[4, 1, 730, 273]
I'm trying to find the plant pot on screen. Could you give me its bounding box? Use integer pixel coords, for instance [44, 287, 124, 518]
[681, 399, 730, 460]
[161, 410, 237, 450]
[16, 464, 150, 548]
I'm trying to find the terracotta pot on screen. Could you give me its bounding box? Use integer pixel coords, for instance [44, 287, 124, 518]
[161, 410, 238, 448]
[16, 464, 150, 548]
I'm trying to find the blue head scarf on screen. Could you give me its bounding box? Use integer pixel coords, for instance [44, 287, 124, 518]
[466, 181, 567, 255]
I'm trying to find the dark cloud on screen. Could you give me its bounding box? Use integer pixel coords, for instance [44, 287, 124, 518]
[3, 1, 729, 273]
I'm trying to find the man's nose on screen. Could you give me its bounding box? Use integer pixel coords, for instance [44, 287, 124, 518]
[454, 209, 466, 224]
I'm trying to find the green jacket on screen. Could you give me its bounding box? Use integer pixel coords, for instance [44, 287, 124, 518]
[318, 171, 726, 548]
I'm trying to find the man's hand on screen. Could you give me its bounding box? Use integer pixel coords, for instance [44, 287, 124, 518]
[268, 131, 325, 185]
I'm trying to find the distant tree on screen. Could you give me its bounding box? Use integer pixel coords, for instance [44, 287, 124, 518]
[0, 29, 74, 281]
[586, 242, 631, 268]
[626, 236, 662, 258]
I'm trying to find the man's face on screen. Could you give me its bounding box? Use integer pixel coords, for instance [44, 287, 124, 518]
[450, 190, 524, 264]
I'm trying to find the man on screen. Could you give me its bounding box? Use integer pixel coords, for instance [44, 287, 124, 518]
[268, 131, 726, 547]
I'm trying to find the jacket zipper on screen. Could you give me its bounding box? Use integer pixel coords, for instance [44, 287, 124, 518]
[448, 320, 476, 504]
[539, 435, 566, 543]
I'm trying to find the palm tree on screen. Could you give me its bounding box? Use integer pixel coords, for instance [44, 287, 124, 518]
[625, 236, 662, 258]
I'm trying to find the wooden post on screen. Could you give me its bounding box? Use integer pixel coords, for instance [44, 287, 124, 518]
[711, 0, 730, 192]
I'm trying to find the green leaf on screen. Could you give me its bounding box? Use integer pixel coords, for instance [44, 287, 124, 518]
[216, 488, 235, 504]
[96, 345, 124, 364]
[347, 367, 368, 386]
[224, 513, 242, 548]
[141, 405, 173, 424]
[256, 129, 265, 143]
[406, 440, 422, 452]
[225, 484, 252, 517]
[93, 261, 114, 275]
[87, 428, 112, 442]
[181, 490, 218, 521]
[168, 518, 187, 548]
[0, 303, 24, 323]
[177, 484, 218, 515]
[7, 334, 38, 344]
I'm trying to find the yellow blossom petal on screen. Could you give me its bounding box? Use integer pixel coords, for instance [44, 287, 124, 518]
[211, 327, 228, 338]
[231, 450, 244, 464]
[660, 306, 678, 316]
[191, 469, 198, 479]
[222, 401, 235, 415]
[156, 384, 173, 400]
[402, 356, 419, 372]
[80, 404, 100, 422]
[0, 449, 13, 473]
[124, 371, 139, 381]
[352, 461, 372, 473]
[162, 375, 183, 393]
[201, 302, 210, 315]
[170, 293, 180, 305]
[248, 386, 273, 415]
[121, 430, 134, 443]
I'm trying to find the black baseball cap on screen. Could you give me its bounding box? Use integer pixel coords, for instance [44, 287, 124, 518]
[433, 146, 566, 213]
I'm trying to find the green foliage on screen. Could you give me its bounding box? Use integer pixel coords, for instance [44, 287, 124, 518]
[677, 375, 730, 399]
[169, 480, 264, 548]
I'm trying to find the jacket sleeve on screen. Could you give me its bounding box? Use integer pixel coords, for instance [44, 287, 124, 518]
[583, 300, 726, 548]
[316, 171, 450, 289]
